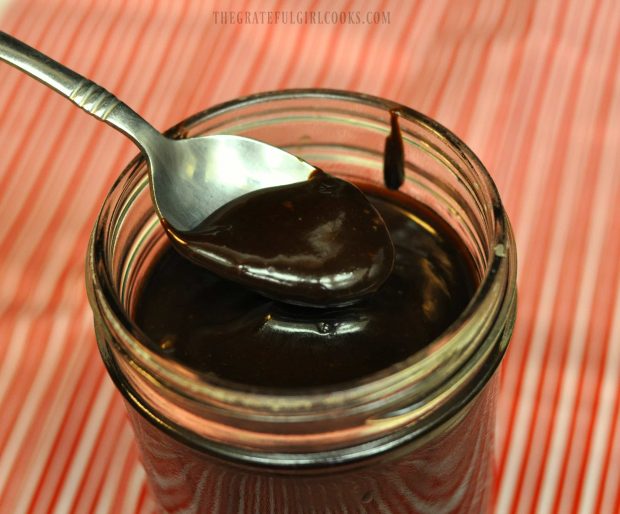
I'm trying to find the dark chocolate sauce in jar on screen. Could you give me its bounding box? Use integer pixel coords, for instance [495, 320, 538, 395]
[167, 170, 395, 307]
[135, 186, 477, 389]
[134, 110, 476, 389]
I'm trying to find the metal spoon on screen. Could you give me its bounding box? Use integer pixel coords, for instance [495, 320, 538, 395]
[0, 31, 314, 232]
[0, 31, 394, 306]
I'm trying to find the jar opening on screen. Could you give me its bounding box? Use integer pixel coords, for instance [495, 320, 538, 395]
[86, 89, 516, 454]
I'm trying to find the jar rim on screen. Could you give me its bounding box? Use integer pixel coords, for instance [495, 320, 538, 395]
[87, 88, 516, 421]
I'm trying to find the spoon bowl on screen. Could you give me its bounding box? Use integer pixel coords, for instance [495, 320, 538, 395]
[150, 134, 314, 232]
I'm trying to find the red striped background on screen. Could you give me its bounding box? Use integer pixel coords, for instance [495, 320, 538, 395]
[0, 0, 619, 512]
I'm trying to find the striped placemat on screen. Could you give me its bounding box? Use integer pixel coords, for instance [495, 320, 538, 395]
[0, 1, 619, 512]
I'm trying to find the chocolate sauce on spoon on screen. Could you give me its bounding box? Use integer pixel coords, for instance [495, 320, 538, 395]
[167, 170, 395, 307]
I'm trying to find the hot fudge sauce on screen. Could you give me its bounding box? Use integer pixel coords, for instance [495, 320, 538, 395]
[134, 185, 477, 388]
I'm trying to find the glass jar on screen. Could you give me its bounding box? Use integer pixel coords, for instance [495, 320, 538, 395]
[86, 89, 517, 513]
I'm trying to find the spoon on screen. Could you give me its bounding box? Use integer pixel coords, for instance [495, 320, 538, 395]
[0, 31, 314, 231]
[0, 31, 394, 306]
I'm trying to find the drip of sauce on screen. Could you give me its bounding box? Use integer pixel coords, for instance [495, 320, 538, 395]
[383, 110, 405, 190]
[166, 170, 395, 307]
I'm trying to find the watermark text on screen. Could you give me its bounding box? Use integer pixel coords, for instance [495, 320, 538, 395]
[213, 10, 391, 25]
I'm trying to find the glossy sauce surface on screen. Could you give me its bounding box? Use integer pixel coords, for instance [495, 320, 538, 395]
[135, 186, 477, 388]
[167, 171, 394, 307]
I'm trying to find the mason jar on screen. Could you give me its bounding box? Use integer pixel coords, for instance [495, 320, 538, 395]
[86, 89, 517, 513]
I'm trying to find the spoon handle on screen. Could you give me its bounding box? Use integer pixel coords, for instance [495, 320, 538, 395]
[0, 31, 162, 151]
